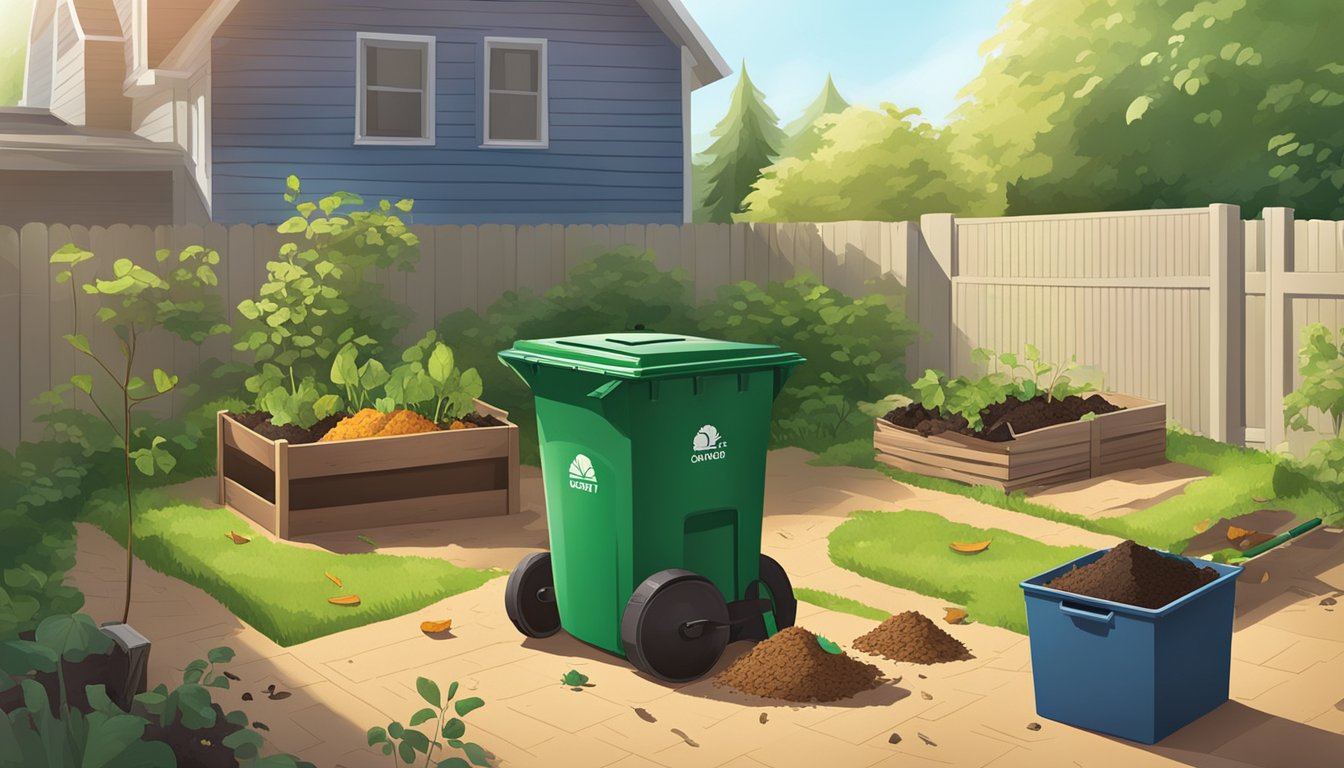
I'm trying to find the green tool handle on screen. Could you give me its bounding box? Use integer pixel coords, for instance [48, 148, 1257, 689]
[1241, 518, 1323, 559]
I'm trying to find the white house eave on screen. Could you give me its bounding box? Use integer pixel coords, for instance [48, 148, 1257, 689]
[635, 0, 731, 89]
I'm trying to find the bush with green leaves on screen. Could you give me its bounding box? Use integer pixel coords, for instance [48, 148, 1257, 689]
[1283, 323, 1344, 485]
[235, 176, 420, 428]
[367, 676, 489, 767]
[49, 241, 229, 625]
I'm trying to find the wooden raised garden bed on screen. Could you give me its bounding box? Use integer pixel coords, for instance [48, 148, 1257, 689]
[874, 392, 1166, 492]
[216, 400, 520, 539]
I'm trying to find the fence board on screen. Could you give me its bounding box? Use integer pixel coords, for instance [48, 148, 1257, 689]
[435, 225, 464, 318]
[407, 224, 436, 339]
[18, 223, 49, 443]
[226, 223, 254, 364]
[48, 224, 76, 410]
[0, 227, 19, 448]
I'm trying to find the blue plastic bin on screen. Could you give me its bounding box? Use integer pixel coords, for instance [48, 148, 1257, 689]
[1020, 549, 1241, 744]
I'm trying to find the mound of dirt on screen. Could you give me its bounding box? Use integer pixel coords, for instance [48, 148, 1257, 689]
[230, 411, 346, 445]
[852, 611, 972, 664]
[884, 393, 1123, 442]
[712, 626, 883, 702]
[1044, 540, 1219, 609]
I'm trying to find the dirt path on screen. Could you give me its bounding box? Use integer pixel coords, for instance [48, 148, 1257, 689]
[68, 450, 1344, 768]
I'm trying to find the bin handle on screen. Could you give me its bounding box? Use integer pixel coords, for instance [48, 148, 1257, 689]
[587, 380, 623, 400]
[1058, 602, 1114, 624]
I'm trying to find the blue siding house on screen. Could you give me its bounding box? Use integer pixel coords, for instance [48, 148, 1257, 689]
[17, 0, 729, 226]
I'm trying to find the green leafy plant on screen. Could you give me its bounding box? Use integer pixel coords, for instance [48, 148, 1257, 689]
[236, 175, 419, 428]
[50, 242, 228, 624]
[559, 669, 589, 687]
[1283, 323, 1344, 484]
[1, 680, 175, 768]
[317, 342, 391, 418]
[366, 676, 489, 767]
[385, 332, 484, 422]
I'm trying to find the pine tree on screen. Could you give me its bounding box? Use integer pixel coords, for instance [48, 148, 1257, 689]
[696, 63, 786, 223]
[781, 74, 850, 158]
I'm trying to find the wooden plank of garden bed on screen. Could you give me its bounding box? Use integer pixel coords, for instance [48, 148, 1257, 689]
[288, 489, 509, 536]
[223, 477, 278, 536]
[285, 426, 511, 479]
[219, 413, 276, 470]
[874, 421, 1011, 464]
[1098, 412, 1167, 440]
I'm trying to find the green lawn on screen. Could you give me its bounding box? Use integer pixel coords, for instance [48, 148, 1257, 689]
[793, 587, 889, 621]
[828, 509, 1093, 634]
[83, 489, 499, 646]
[874, 430, 1340, 553]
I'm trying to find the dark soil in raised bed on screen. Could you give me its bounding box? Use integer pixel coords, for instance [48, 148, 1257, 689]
[230, 411, 348, 444]
[454, 412, 507, 429]
[883, 393, 1123, 442]
[1044, 540, 1219, 609]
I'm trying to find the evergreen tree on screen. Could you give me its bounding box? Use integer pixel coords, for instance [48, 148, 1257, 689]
[781, 74, 851, 159]
[696, 63, 786, 223]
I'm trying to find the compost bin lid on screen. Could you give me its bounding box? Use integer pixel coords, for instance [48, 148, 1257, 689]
[502, 333, 805, 380]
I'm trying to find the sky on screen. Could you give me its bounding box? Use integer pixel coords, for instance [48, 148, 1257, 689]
[681, 0, 1011, 151]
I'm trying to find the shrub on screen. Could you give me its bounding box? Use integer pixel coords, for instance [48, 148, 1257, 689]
[1283, 323, 1344, 488]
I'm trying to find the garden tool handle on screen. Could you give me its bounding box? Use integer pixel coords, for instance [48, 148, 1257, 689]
[1058, 602, 1114, 624]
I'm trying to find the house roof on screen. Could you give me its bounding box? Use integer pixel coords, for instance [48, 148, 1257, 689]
[0, 108, 185, 171]
[155, 0, 731, 89]
[635, 0, 731, 88]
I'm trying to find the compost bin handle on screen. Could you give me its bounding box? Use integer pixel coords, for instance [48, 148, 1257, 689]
[587, 380, 623, 400]
[1058, 602, 1115, 624]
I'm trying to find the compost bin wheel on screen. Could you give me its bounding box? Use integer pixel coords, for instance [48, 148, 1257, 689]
[622, 569, 730, 683]
[733, 553, 798, 642]
[504, 552, 561, 638]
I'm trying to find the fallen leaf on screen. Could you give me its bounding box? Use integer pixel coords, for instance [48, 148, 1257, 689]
[816, 636, 843, 655]
[328, 595, 361, 606]
[356, 534, 378, 548]
[1193, 518, 1213, 533]
[920, 691, 933, 700]
[1227, 525, 1256, 541]
[635, 708, 656, 723]
[949, 540, 991, 554]
[1252, 496, 1272, 503]
[888, 732, 902, 745]
[265, 685, 276, 694]
[917, 732, 937, 746]
[325, 571, 343, 588]
[267, 691, 291, 701]
[1027, 722, 1042, 731]
[943, 608, 968, 624]
[252, 721, 269, 731]
[241, 692, 252, 701]
[1322, 597, 1338, 606]
[223, 672, 240, 681]
[420, 619, 453, 634]
[778, 531, 793, 540]
[891, 676, 903, 685]
[759, 713, 768, 724]
[670, 728, 699, 748]
[226, 531, 250, 545]
[918, 673, 927, 679]
[1260, 572, 1270, 584]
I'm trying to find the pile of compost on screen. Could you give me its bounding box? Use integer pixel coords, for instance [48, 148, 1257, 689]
[1044, 540, 1219, 609]
[232, 409, 505, 444]
[883, 393, 1122, 442]
[851, 611, 973, 664]
[712, 626, 884, 702]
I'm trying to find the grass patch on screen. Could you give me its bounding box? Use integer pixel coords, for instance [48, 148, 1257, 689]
[829, 509, 1093, 634]
[794, 587, 889, 622]
[877, 429, 1340, 553]
[83, 489, 499, 645]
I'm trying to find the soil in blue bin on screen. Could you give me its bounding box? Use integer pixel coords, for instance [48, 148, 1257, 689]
[1044, 540, 1219, 609]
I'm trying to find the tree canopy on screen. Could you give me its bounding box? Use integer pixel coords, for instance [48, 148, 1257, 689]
[780, 75, 851, 160]
[695, 64, 786, 223]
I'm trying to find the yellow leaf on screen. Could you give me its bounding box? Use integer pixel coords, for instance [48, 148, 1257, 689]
[420, 619, 453, 634]
[325, 571, 343, 588]
[944, 608, 968, 624]
[226, 531, 250, 545]
[949, 540, 991, 554]
[328, 595, 361, 606]
[1227, 525, 1256, 541]
[1259, 572, 1270, 584]
[1193, 519, 1212, 533]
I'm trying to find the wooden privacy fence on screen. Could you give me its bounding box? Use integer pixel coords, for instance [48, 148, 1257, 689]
[0, 220, 915, 448]
[2, 209, 1341, 457]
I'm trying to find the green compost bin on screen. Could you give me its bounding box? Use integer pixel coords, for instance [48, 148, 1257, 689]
[498, 333, 805, 682]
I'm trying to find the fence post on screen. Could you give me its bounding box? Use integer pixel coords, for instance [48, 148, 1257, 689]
[912, 213, 955, 378]
[1263, 207, 1294, 451]
[1207, 204, 1244, 443]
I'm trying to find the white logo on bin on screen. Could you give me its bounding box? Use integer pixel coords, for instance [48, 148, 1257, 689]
[691, 425, 727, 464]
[568, 454, 598, 493]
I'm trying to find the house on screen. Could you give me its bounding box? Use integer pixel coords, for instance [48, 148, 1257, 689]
[12, 0, 729, 227]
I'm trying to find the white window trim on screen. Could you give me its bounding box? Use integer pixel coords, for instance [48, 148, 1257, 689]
[482, 36, 549, 149]
[355, 31, 436, 146]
